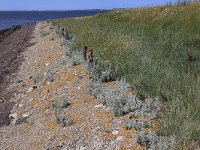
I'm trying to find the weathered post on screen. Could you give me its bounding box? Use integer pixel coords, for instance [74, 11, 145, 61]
[61, 28, 65, 37]
[87, 49, 94, 68]
[83, 46, 87, 62]
[90, 49, 93, 63]
[64, 31, 70, 40]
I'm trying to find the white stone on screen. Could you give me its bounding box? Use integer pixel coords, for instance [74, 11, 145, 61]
[27, 87, 33, 93]
[111, 141, 115, 145]
[116, 136, 124, 141]
[22, 113, 29, 118]
[9, 113, 18, 125]
[18, 104, 23, 108]
[9, 113, 17, 119]
[112, 130, 119, 135]
[79, 146, 86, 150]
[45, 63, 50, 67]
[44, 109, 50, 115]
[94, 104, 103, 108]
[44, 72, 47, 76]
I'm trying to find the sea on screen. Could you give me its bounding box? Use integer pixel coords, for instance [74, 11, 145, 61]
[0, 10, 108, 30]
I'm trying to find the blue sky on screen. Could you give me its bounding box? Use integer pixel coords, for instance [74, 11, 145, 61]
[0, 0, 177, 10]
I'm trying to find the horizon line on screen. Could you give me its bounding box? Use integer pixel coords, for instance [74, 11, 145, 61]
[0, 3, 175, 11]
[0, 9, 111, 11]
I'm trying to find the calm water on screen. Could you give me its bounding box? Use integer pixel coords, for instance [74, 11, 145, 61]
[0, 10, 108, 30]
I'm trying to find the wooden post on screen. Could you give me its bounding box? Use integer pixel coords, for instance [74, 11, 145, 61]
[88, 49, 94, 68]
[83, 46, 87, 62]
[61, 28, 65, 37]
[90, 49, 93, 63]
[65, 31, 69, 40]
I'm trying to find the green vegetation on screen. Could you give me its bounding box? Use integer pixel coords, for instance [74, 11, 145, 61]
[40, 31, 49, 37]
[52, 97, 73, 127]
[52, 3, 200, 148]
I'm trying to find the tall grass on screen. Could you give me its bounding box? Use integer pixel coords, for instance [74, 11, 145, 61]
[52, 3, 200, 147]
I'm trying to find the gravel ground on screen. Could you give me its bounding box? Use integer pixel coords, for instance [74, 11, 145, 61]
[0, 22, 143, 150]
[0, 25, 35, 127]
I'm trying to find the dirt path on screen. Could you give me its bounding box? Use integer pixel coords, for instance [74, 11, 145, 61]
[0, 22, 142, 150]
[0, 25, 35, 127]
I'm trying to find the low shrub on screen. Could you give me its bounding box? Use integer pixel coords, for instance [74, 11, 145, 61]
[52, 98, 70, 110]
[125, 120, 150, 130]
[52, 98, 72, 127]
[57, 56, 73, 68]
[136, 131, 175, 150]
[40, 31, 49, 37]
[44, 73, 54, 83]
[55, 113, 73, 127]
[86, 81, 162, 118]
[88, 57, 117, 83]
[31, 73, 44, 84]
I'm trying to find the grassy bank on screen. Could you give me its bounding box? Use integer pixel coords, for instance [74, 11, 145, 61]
[52, 3, 200, 147]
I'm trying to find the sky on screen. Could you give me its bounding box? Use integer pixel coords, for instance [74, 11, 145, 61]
[0, 0, 177, 10]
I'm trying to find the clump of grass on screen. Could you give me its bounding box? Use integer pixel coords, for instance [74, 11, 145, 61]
[52, 3, 200, 146]
[44, 73, 54, 83]
[136, 91, 146, 101]
[52, 98, 72, 127]
[54, 111, 73, 127]
[157, 99, 200, 149]
[52, 97, 70, 110]
[61, 96, 70, 108]
[57, 56, 73, 68]
[31, 72, 55, 85]
[46, 65, 59, 74]
[31, 73, 44, 84]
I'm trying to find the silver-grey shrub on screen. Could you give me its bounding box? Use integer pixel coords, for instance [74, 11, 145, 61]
[136, 131, 175, 150]
[86, 80, 162, 118]
[52, 99, 72, 127]
[88, 57, 117, 83]
[125, 120, 150, 131]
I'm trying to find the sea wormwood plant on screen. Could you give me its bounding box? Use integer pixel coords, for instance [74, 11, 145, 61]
[86, 80, 162, 118]
[52, 98, 72, 127]
[125, 119, 150, 131]
[40, 31, 49, 37]
[88, 56, 118, 83]
[136, 130, 175, 150]
[31, 73, 44, 84]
